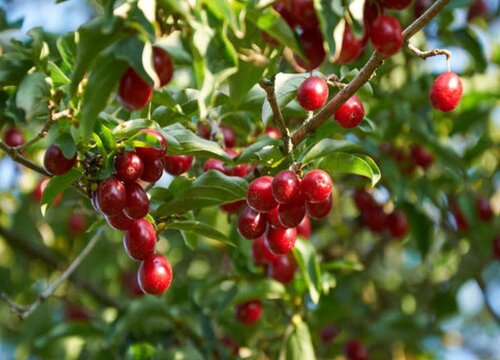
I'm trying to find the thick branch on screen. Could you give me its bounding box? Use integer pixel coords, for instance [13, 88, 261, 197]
[291, 0, 451, 146]
[406, 43, 451, 61]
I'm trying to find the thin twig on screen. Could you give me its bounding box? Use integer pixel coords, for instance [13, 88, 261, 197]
[406, 43, 451, 61]
[290, 0, 452, 146]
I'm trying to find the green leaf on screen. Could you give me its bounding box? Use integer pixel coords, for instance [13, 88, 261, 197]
[41, 168, 82, 208]
[112, 119, 157, 138]
[293, 239, 322, 304]
[156, 171, 248, 217]
[203, 0, 240, 35]
[237, 137, 285, 167]
[0, 53, 32, 87]
[125, 343, 156, 360]
[228, 61, 265, 108]
[319, 153, 381, 187]
[165, 220, 235, 247]
[314, 0, 342, 60]
[47, 61, 70, 84]
[300, 139, 361, 165]
[113, 37, 159, 87]
[322, 259, 364, 271]
[233, 279, 287, 303]
[126, 130, 163, 150]
[15, 72, 50, 122]
[400, 203, 433, 257]
[284, 320, 317, 360]
[55, 133, 76, 159]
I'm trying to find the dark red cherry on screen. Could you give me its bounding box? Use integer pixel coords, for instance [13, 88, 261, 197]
[235, 300, 262, 324]
[251, 236, 279, 265]
[429, 72, 463, 112]
[273, 0, 299, 28]
[297, 76, 329, 111]
[238, 207, 268, 240]
[289, 0, 319, 30]
[221, 125, 236, 148]
[476, 197, 493, 222]
[114, 151, 143, 182]
[410, 145, 434, 169]
[268, 253, 297, 284]
[135, 129, 167, 161]
[64, 306, 90, 322]
[387, 210, 409, 238]
[265, 226, 297, 255]
[118, 68, 153, 111]
[334, 95, 365, 128]
[96, 176, 126, 215]
[413, 0, 431, 18]
[140, 158, 164, 183]
[138, 253, 172, 295]
[264, 126, 280, 139]
[267, 206, 285, 229]
[363, 0, 383, 34]
[380, 0, 412, 10]
[3, 127, 25, 147]
[296, 216, 311, 238]
[337, 26, 364, 64]
[224, 149, 248, 178]
[163, 155, 193, 176]
[105, 211, 134, 231]
[153, 47, 174, 87]
[306, 196, 332, 220]
[363, 206, 388, 233]
[353, 189, 376, 212]
[493, 236, 500, 259]
[279, 201, 307, 228]
[467, 0, 489, 21]
[300, 170, 333, 203]
[294, 27, 326, 71]
[345, 339, 369, 360]
[204, 158, 226, 173]
[123, 218, 156, 261]
[220, 200, 245, 213]
[272, 170, 302, 204]
[68, 212, 86, 236]
[320, 325, 339, 344]
[123, 182, 149, 220]
[247, 176, 278, 212]
[43, 144, 76, 176]
[370, 15, 403, 56]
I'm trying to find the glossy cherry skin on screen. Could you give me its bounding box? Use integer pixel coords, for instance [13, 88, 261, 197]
[267, 206, 285, 229]
[96, 176, 127, 215]
[114, 151, 143, 182]
[118, 68, 153, 111]
[235, 300, 262, 324]
[334, 95, 365, 128]
[68, 212, 86, 236]
[387, 210, 409, 238]
[265, 226, 297, 255]
[273, 0, 299, 28]
[204, 158, 226, 173]
[476, 197, 493, 222]
[363, 0, 383, 34]
[268, 253, 297, 284]
[279, 202, 307, 228]
[296, 216, 311, 238]
[251, 236, 279, 265]
[221, 125, 236, 148]
[297, 76, 329, 111]
[493, 236, 500, 259]
[380, 0, 412, 10]
[429, 72, 463, 112]
[247, 176, 278, 213]
[413, 0, 431, 18]
[272, 170, 302, 204]
[135, 129, 167, 161]
[138, 253, 172, 295]
[3, 127, 25, 147]
[153, 47, 174, 87]
[32, 179, 62, 205]
[306, 196, 332, 220]
[123, 218, 156, 261]
[353, 189, 376, 212]
[140, 158, 164, 183]
[238, 207, 268, 240]
[264, 126, 280, 139]
[224, 149, 248, 178]
[163, 155, 193, 176]
[363, 206, 388, 233]
[300, 170, 333, 203]
[467, 0, 489, 21]
[123, 182, 149, 220]
[370, 15, 403, 56]
[289, 0, 319, 29]
[105, 211, 134, 231]
[345, 339, 369, 360]
[220, 200, 245, 213]
[294, 27, 326, 71]
[43, 144, 77, 176]
[410, 145, 434, 169]
[320, 325, 339, 344]
[337, 26, 364, 64]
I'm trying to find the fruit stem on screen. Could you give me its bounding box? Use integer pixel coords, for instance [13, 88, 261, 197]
[406, 42, 452, 62]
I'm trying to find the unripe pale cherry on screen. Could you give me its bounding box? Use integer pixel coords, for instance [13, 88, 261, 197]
[297, 76, 329, 111]
[153, 47, 174, 87]
[272, 170, 302, 204]
[300, 170, 333, 203]
[296, 216, 311, 238]
[3, 127, 25, 147]
[268, 253, 297, 284]
[123, 182, 149, 220]
[306, 196, 332, 220]
[237, 207, 267, 240]
[138, 253, 173, 295]
[163, 155, 193, 176]
[105, 211, 134, 231]
[429, 72, 463, 112]
[334, 95, 365, 128]
[369, 15, 403, 56]
[140, 158, 164, 183]
[123, 218, 156, 261]
[96, 176, 127, 216]
[44, 144, 77, 176]
[251, 236, 279, 265]
[337, 26, 364, 64]
[265, 226, 297, 255]
[279, 201, 307, 228]
[235, 300, 262, 324]
[135, 129, 167, 161]
[387, 210, 409, 238]
[118, 68, 153, 111]
[247, 176, 278, 212]
[114, 151, 143, 182]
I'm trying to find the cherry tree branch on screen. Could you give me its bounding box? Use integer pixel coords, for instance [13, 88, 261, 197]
[291, 0, 452, 146]
[0, 140, 51, 176]
[406, 43, 451, 61]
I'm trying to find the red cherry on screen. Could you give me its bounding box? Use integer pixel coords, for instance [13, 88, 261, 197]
[220, 200, 245, 213]
[199, 123, 212, 139]
[235, 300, 262, 324]
[264, 126, 280, 139]
[224, 149, 248, 178]
[265, 226, 297, 255]
[272, 170, 302, 204]
[300, 170, 333, 203]
[467, 0, 489, 21]
[123, 218, 156, 261]
[138, 253, 172, 295]
[320, 325, 339, 344]
[493, 236, 500, 259]
[429, 72, 463, 112]
[238, 207, 268, 240]
[268, 253, 297, 284]
[68, 212, 86, 236]
[118, 68, 153, 111]
[410, 145, 434, 169]
[221, 125, 236, 148]
[476, 197, 493, 222]
[279, 201, 307, 228]
[220, 336, 240, 356]
[140, 158, 164, 183]
[337, 26, 364, 64]
[353, 189, 376, 212]
[105, 211, 134, 231]
[267, 206, 285, 229]
[370, 15, 403, 56]
[306, 196, 332, 220]
[387, 210, 409, 238]
[247, 176, 278, 212]
[297, 76, 329, 111]
[363, 0, 383, 34]
[452, 206, 469, 232]
[121, 269, 143, 297]
[334, 95, 365, 128]
[64, 306, 90, 322]
[296, 216, 311, 238]
[273, 0, 299, 28]
[163, 155, 193, 176]
[135, 129, 167, 161]
[289, 0, 319, 30]
[153, 47, 174, 87]
[32, 179, 62, 205]
[345, 339, 369, 360]
[43, 144, 76, 176]
[380, 0, 412, 10]
[413, 0, 431, 18]
[294, 27, 326, 71]
[123, 182, 149, 220]
[3, 127, 25, 147]
[204, 158, 226, 173]
[114, 151, 143, 182]
[251, 236, 279, 265]
[363, 206, 388, 233]
[96, 176, 126, 215]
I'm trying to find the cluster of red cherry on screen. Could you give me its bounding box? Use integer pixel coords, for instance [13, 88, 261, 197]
[380, 142, 435, 175]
